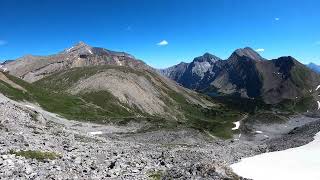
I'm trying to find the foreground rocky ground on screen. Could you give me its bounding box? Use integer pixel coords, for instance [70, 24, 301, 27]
[0, 93, 261, 179]
[1, 93, 319, 179]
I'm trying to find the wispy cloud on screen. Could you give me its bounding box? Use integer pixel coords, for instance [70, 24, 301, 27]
[0, 40, 7, 46]
[255, 48, 265, 52]
[275, 17, 280, 21]
[157, 40, 168, 46]
[315, 41, 320, 45]
[125, 26, 132, 31]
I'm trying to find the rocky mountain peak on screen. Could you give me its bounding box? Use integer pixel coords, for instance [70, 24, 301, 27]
[75, 41, 88, 46]
[63, 41, 93, 55]
[193, 52, 221, 63]
[230, 47, 264, 61]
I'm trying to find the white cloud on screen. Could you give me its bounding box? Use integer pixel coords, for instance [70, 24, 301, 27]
[275, 17, 280, 21]
[157, 40, 168, 46]
[256, 48, 265, 52]
[0, 40, 7, 46]
[315, 41, 320, 45]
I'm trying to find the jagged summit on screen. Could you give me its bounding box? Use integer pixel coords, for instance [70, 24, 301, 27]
[193, 53, 222, 63]
[63, 41, 93, 54]
[76, 41, 88, 46]
[229, 47, 264, 61]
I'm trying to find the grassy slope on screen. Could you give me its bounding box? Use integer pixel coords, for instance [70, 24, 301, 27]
[1, 72, 134, 122]
[0, 66, 246, 138]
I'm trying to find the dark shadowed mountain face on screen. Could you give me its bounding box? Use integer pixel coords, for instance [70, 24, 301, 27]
[158, 62, 189, 81]
[159, 53, 223, 89]
[160, 48, 320, 104]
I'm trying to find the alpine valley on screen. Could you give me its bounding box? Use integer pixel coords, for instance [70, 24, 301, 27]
[1, 42, 320, 179]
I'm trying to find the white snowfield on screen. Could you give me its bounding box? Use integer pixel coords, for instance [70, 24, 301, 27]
[231, 132, 320, 180]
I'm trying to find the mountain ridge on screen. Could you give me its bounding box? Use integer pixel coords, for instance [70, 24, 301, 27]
[2, 41, 145, 82]
[160, 48, 320, 104]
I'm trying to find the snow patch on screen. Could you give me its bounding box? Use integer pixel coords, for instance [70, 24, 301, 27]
[89, 131, 103, 135]
[66, 46, 74, 52]
[232, 121, 240, 130]
[316, 85, 320, 91]
[317, 101, 320, 110]
[231, 132, 320, 180]
[0, 65, 7, 72]
[87, 48, 93, 54]
[255, 131, 263, 134]
[24, 105, 35, 109]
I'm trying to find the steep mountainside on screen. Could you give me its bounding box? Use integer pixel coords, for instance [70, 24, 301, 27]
[160, 47, 320, 105]
[3, 42, 146, 82]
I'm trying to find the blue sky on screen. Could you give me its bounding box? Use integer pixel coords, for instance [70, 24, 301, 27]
[0, 0, 319, 68]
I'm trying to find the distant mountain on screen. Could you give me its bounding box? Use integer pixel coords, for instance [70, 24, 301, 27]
[0, 60, 14, 65]
[2, 41, 146, 82]
[160, 47, 320, 104]
[159, 52, 222, 90]
[307, 63, 320, 73]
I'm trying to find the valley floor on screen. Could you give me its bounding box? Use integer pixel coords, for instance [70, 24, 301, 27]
[1, 92, 319, 179]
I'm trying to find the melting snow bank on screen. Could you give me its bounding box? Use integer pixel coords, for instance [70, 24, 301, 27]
[231, 132, 320, 180]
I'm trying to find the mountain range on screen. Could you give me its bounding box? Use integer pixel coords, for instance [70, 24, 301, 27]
[160, 47, 320, 104]
[1, 42, 320, 138]
[0, 42, 246, 138]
